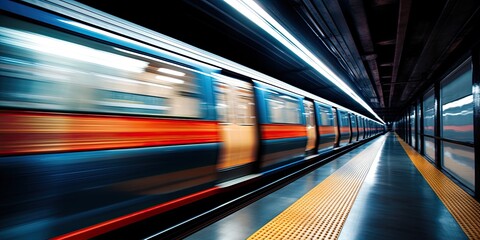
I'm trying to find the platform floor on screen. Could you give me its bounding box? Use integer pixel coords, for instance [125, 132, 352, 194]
[186, 133, 471, 240]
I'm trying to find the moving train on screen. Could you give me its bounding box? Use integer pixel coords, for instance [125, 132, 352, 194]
[0, 1, 384, 239]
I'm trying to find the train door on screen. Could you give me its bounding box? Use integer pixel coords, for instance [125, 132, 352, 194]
[303, 100, 316, 153]
[351, 114, 358, 142]
[316, 102, 336, 153]
[214, 75, 257, 180]
[332, 107, 340, 147]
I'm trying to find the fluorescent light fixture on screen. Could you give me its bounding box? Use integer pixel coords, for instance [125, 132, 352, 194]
[224, 0, 385, 124]
[156, 75, 185, 84]
[158, 68, 186, 76]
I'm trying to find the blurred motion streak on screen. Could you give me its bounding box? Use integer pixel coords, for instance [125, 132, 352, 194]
[0, 111, 220, 155]
[261, 124, 307, 140]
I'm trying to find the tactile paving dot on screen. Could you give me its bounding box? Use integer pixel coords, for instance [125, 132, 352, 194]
[398, 134, 480, 240]
[248, 136, 387, 240]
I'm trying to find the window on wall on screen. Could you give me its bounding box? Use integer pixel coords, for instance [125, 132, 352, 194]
[417, 101, 422, 152]
[410, 106, 416, 148]
[441, 59, 474, 143]
[440, 58, 474, 190]
[423, 88, 435, 161]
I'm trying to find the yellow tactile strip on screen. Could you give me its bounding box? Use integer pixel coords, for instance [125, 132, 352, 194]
[397, 134, 480, 240]
[248, 135, 386, 240]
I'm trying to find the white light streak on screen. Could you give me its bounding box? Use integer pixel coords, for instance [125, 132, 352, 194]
[158, 68, 186, 76]
[224, 0, 384, 124]
[95, 73, 172, 89]
[0, 27, 148, 73]
[443, 95, 473, 111]
[155, 75, 185, 84]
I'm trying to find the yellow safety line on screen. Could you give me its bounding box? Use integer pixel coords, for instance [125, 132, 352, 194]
[397, 134, 480, 240]
[248, 135, 387, 240]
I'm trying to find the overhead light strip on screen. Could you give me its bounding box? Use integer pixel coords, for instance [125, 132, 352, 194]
[224, 0, 385, 124]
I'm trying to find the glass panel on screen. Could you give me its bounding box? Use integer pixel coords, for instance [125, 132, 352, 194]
[442, 96, 473, 142]
[423, 89, 435, 136]
[235, 87, 255, 125]
[442, 141, 475, 190]
[304, 102, 315, 128]
[318, 105, 334, 126]
[266, 92, 300, 124]
[215, 83, 230, 123]
[424, 136, 435, 162]
[410, 106, 416, 148]
[417, 101, 422, 152]
[441, 60, 472, 103]
[441, 59, 473, 143]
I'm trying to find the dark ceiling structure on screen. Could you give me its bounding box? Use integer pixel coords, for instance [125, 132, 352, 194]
[76, 0, 480, 122]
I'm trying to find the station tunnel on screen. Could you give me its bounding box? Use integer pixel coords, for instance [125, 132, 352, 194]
[0, 0, 479, 239]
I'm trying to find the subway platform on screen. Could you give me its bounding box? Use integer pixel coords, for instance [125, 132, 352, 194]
[186, 133, 480, 240]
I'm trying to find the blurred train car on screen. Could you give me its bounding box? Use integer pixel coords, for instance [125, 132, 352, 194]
[0, 1, 384, 239]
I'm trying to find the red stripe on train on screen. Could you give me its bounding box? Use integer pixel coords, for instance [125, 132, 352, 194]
[318, 126, 336, 135]
[261, 124, 307, 140]
[338, 126, 351, 133]
[52, 187, 220, 240]
[0, 110, 220, 155]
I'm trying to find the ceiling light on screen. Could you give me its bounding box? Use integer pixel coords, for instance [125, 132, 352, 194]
[224, 0, 385, 124]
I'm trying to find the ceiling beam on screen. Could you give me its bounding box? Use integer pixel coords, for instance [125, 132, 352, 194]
[388, 0, 411, 107]
[345, 0, 385, 108]
[399, 0, 480, 103]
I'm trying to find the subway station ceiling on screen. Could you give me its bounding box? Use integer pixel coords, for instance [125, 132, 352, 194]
[76, 0, 480, 122]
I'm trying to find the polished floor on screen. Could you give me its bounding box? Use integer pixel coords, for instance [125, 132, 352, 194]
[186, 133, 467, 239]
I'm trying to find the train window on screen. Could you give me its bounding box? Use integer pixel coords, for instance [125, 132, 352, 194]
[318, 104, 334, 126]
[267, 92, 301, 124]
[235, 87, 255, 125]
[215, 83, 230, 123]
[0, 15, 204, 118]
[304, 102, 315, 127]
[442, 142, 475, 190]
